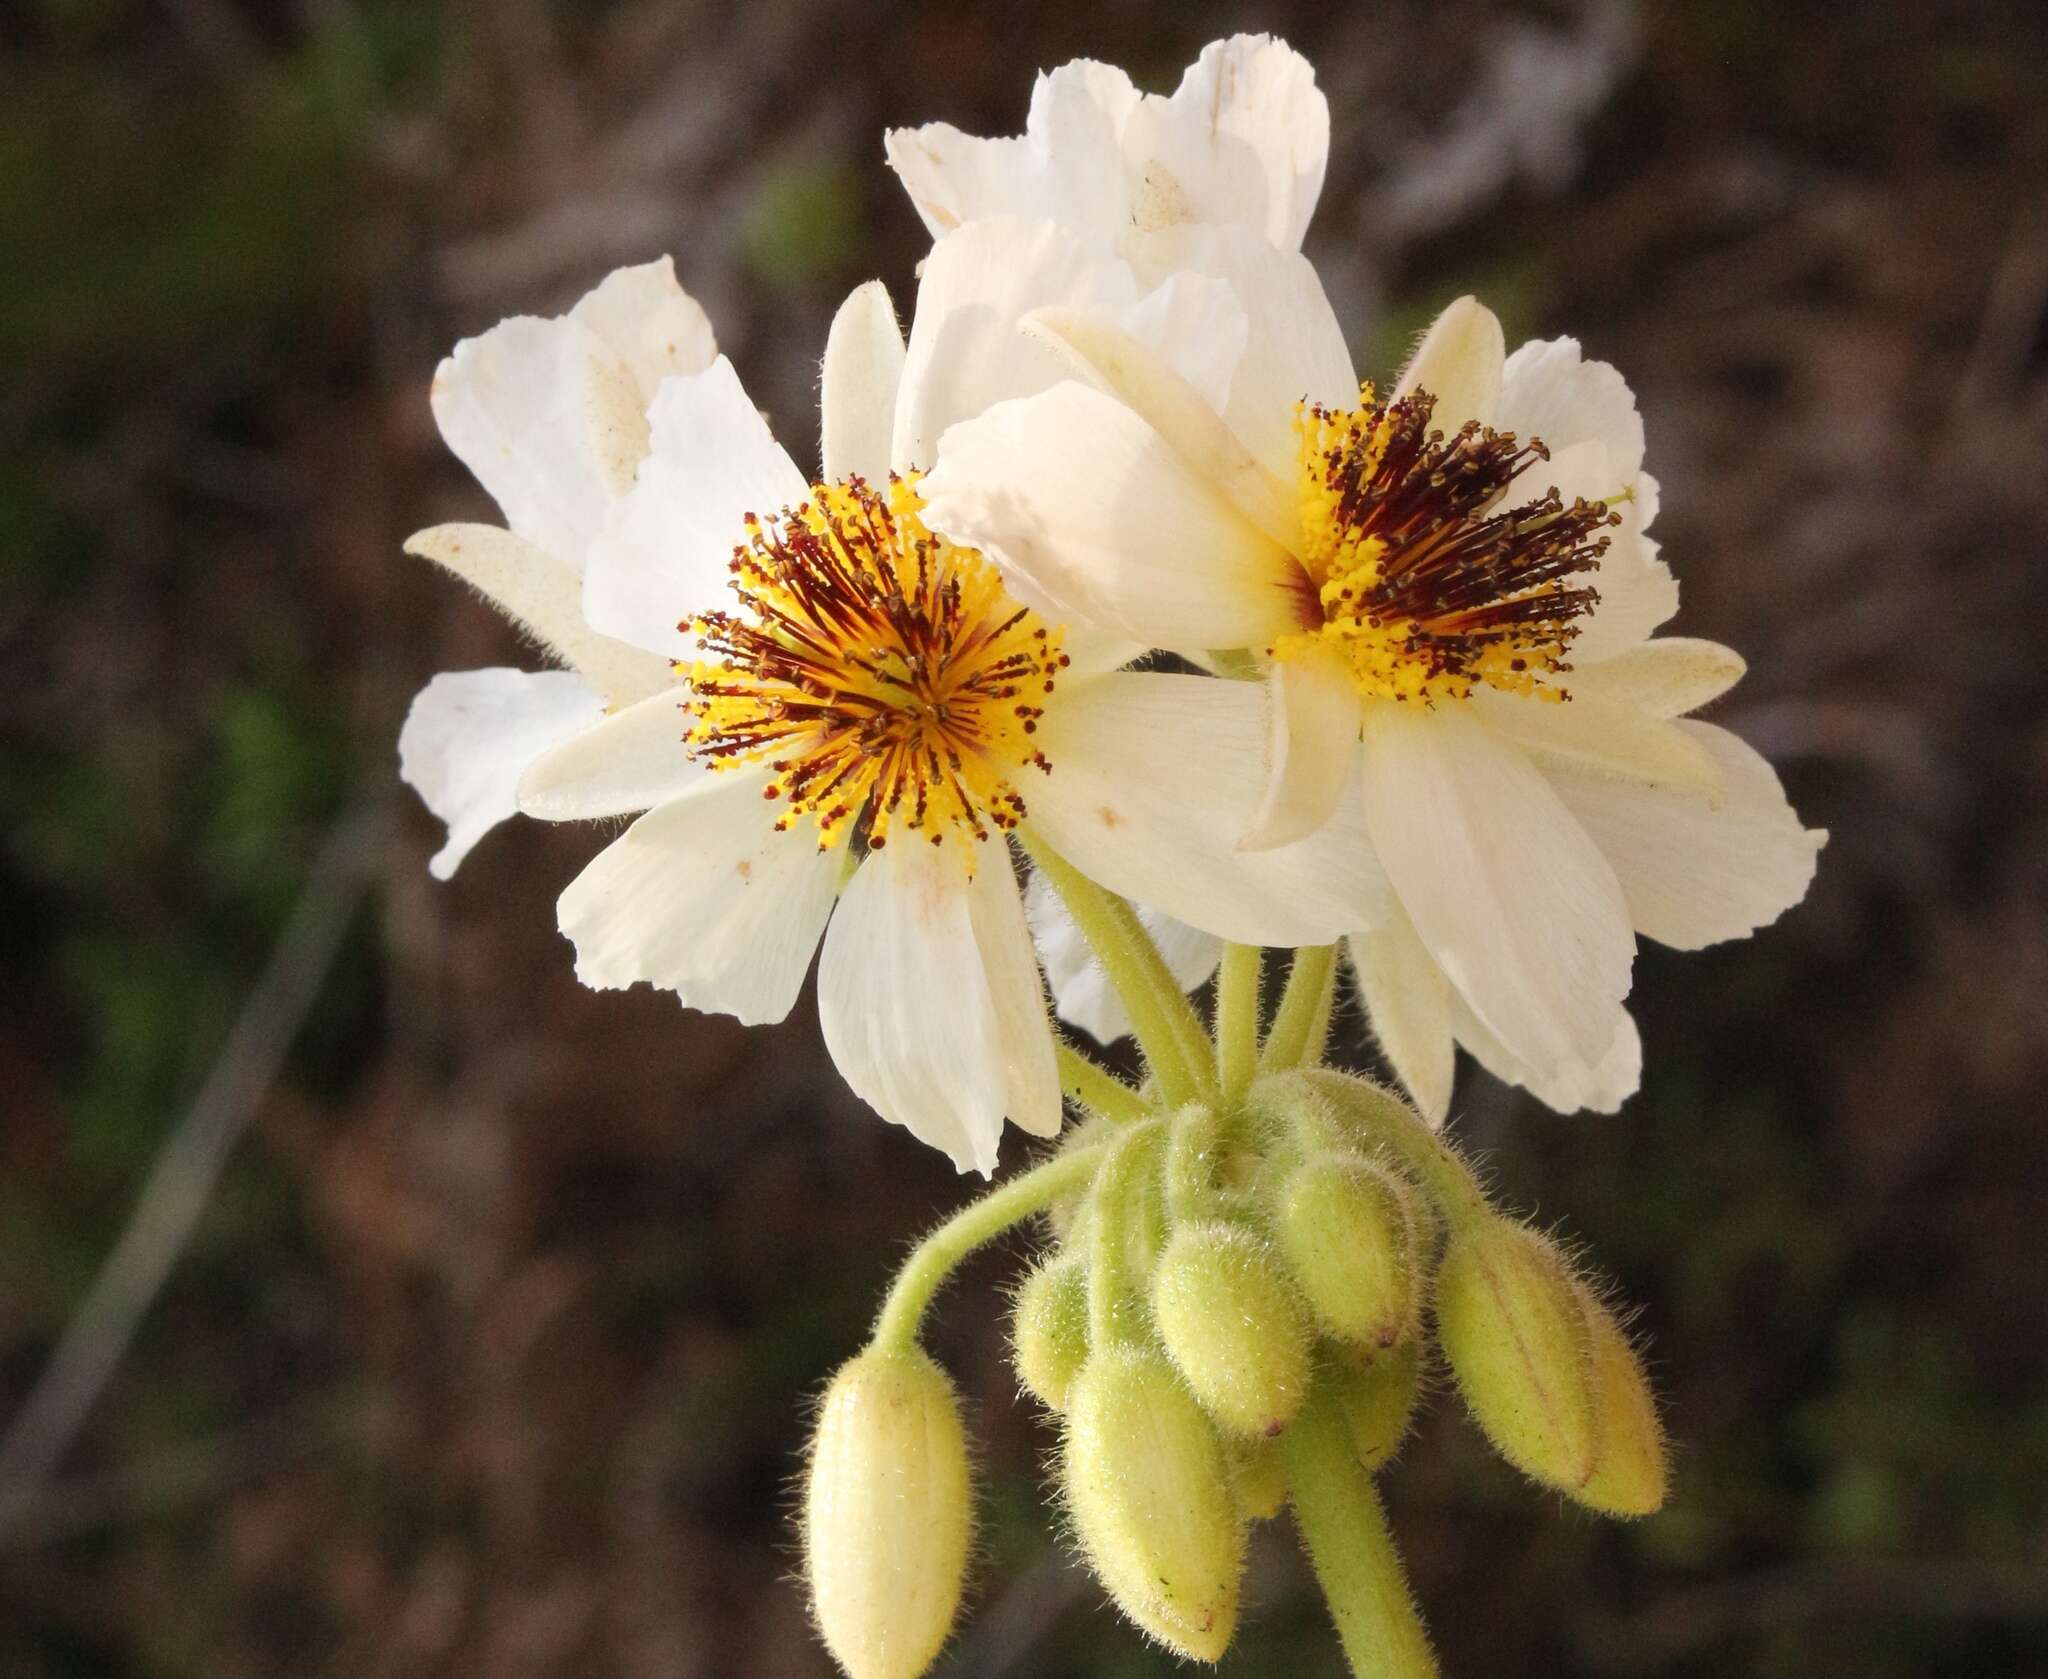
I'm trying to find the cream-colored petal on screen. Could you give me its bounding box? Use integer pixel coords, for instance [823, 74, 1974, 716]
[1120, 34, 1328, 252]
[583, 356, 810, 660]
[1241, 653, 1363, 851]
[1392, 295, 1505, 433]
[556, 767, 840, 1026]
[1028, 671, 1383, 947]
[820, 280, 905, 485]
[964, 851, 1063, 1140]
[921, 382, 1306, 654]
[1549, 720, 1825, 951]
[1569, 637, 1746, 719]
[817, 841, 1025, 1176]
[1449, 991, 1641, 1116]
[1345, 903, 1456, 1127]
[398, 668, 607, 881]
[1495, 336, 1644, 482]
[515, 683, 705, 820]
[1470, 687, 1726, 803]
[405, 523, 672, 709]
[568, 256, 719, 400]
[1359, 702, 1634, 1078]
[1573, 477, 1680, 664]
[1026, 870, 1223, 1046]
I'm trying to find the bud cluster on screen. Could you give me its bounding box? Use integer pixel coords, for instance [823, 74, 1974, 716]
[799, 1068, 1668, 1677]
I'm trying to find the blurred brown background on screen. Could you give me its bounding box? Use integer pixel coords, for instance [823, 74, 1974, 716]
[3, 1, 2047, 1674]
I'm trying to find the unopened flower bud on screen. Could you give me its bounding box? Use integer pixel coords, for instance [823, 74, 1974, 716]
[1275, 1153, 1425, 1350]
[1227, 1433, 1288, 1522]
[804, 1347, 972, 1679]
[1062, 1345, 1245, 1661]
[1436, 1219, 1599, 1492]
[1012, 1252, 1090, 1412]
[1572, 1286, 1669, 1518]
[1150, 1222, 1312, 1437]
[1329, 1340, 1424, 1471]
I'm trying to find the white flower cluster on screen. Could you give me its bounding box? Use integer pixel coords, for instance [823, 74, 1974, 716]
[399, 36, 1822, 1175]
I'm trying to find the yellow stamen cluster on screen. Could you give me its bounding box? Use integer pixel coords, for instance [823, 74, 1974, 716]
[1272, 384, 1617, 704]
[682, 473, 1067, 861]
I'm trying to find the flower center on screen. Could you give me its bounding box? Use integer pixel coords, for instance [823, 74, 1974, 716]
[683, 473, 1066, 856]
[1271, 385, 1618, 704]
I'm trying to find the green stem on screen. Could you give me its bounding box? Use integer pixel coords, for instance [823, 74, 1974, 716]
[1283, 1381, 1440, 1679]
[1263, 945, 1338, 1071]
[1295, 1068, 1489, 1229]
[1057, 1043, 1151, 1125]
[1018, 831, 1212, 1108]
[1215, 944, 1263, 1110]
[1087, 1119, 1167, 1346]
[1164, 1103, 1225, 1225]
[871, 1143, 1110, 1352]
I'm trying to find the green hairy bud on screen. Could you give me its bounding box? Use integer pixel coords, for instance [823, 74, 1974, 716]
[1012, 1252, 1091, 1413]
[1330, 1340, 1424, 1471]
[1062, 1345, 1246, 1662]
[1573, 1285, 1670, 1517]
[1436, 1219, 1599, 1492]
[1150, 1221, 1312, 1437]
[803, 1347, 973, 1679]
[1275, 1153, 1426, 1350]
[1227, 1432, 1289, 1523]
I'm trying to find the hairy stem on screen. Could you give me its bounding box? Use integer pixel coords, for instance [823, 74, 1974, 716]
[1215, 944, 1263, 1110]
[1087, 1119, 1167, 1346]
[1057, 1043, 1151, 1125]
[1264, 945, 1338, 1071]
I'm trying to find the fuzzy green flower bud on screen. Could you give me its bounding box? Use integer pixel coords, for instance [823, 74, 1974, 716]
[1330, 1340, 1424, 1471]
[1011, 1252, 1090, 1412]
[1274, 1153, 1426, 1350]
[1150, 1221, 1312, 1437]
[1573, 1287, 1669, 1518]
[804, 1347, 972, 1679]
[1227, 1433, 1288, 1523]
[1062, 1345, 1245, 1661]
[1436, 1219, 1599, 1492]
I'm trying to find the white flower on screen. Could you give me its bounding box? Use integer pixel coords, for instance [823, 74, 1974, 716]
[886, 35, 1327, 259]
[920, 289, 1825, 1121]
[397, 259, 716, 877]
[509, 227, 1382, 1173]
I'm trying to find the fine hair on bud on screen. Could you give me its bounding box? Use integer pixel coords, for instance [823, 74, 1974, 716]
[1570, 1280, 1670, 1518]
[804, 1347, 972, 1679]
[1275, 1152, 1426, 1350]
[1329, 1339, 1425, 1471]
[1436, 1218, 1601, 1492]
[1060, 1344, 1246, 1662]
[1011, 1252, 1090, 1413]
[1150, 1221, 1312, 1438]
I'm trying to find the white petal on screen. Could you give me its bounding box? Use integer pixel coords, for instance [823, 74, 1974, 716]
[556, 767, 840, 1026]
[398, 668, 605, 880]
[1128, 223, 1356, 482]
[1026, 870, 1223, 1046]
[1346, 903, 1456, 1127]
[568, 257, 719, 401]
[516, 683, 706, 820]
[964, 852, 1063, 1141]
[1469, 686, 1726, 803]
[884, 59, 1137, 248]
[1570, 637, 1746, 719]
[1028, 671, 1383, 947]
[1449, 991, 1641, 1116]
[921, 382, 1305, 654]
[1573, 475, 1680, 663]
[583, 356, 810, 660]
[1359, 702, 1634, 1078]
[817, 842, 1033, 1176]
[1120, 34, 1329, 251]
[820, 281, 905, 484]
[1495, 336, 1644, 482]
[1241, 653, 1362, 851]
[1392, 296, 1505, 433]
[1549, 720, 1825, 951]
[405, 523, 672, 708]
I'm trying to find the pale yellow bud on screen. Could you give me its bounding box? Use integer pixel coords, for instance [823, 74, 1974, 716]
[1011, 1252, 1090, 1412]
[1275, 1153, 1426, 1350]
[1436, 1219, 1599, 1492]
[803, 1348, 972, 1679]
[1572, 1286, 1669, 1518]
[1227, 1432, 1288, 1523]
[1062, 1345, 1245, 1661]
[1150, 1222, 1312, 1437]
[1330, 1340, 1424, 1471]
